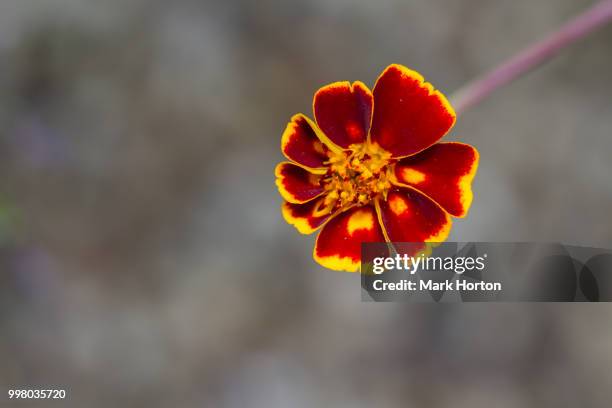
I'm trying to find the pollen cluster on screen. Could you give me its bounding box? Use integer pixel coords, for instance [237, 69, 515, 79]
[314, 143, 393, 217]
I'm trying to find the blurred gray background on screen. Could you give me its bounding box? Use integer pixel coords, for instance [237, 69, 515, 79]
[0, 0, 611, 406]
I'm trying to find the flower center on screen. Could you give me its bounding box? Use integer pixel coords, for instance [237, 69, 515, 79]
[316, 142, 393, 216]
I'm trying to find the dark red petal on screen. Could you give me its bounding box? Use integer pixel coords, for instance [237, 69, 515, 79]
[377, 187, 452, 246]
[281, 114, 331, 169]
[313, 81, 373, 149]
[370, 64, 456, 158]
[394, 142, 479, 217]
[281, 195, 334, 235]
[275, 162, 325, 204]
[314, 205, 385, 272]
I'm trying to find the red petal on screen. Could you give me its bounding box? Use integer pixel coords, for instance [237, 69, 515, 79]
[394, 142, 479, 217]
[377, 187, 452, 245]
[281, 196, 334, 235]
[370, 64, 455, 158]
[314, 205, 385, 272]
[313, 81, 373, 149]
[275, 162, 325, 204]
[281, 114, 331, 169]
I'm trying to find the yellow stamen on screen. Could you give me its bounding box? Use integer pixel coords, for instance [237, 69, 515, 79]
[322, 142, 393, 211]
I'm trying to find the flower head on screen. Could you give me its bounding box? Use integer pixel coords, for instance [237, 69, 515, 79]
[276, 64, 479, 272]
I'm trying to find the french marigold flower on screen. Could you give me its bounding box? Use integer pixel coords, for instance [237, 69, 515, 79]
[276, 64, 479, 272]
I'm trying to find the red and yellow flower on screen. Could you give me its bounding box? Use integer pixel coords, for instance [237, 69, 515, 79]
[275, 64, 479, 272]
